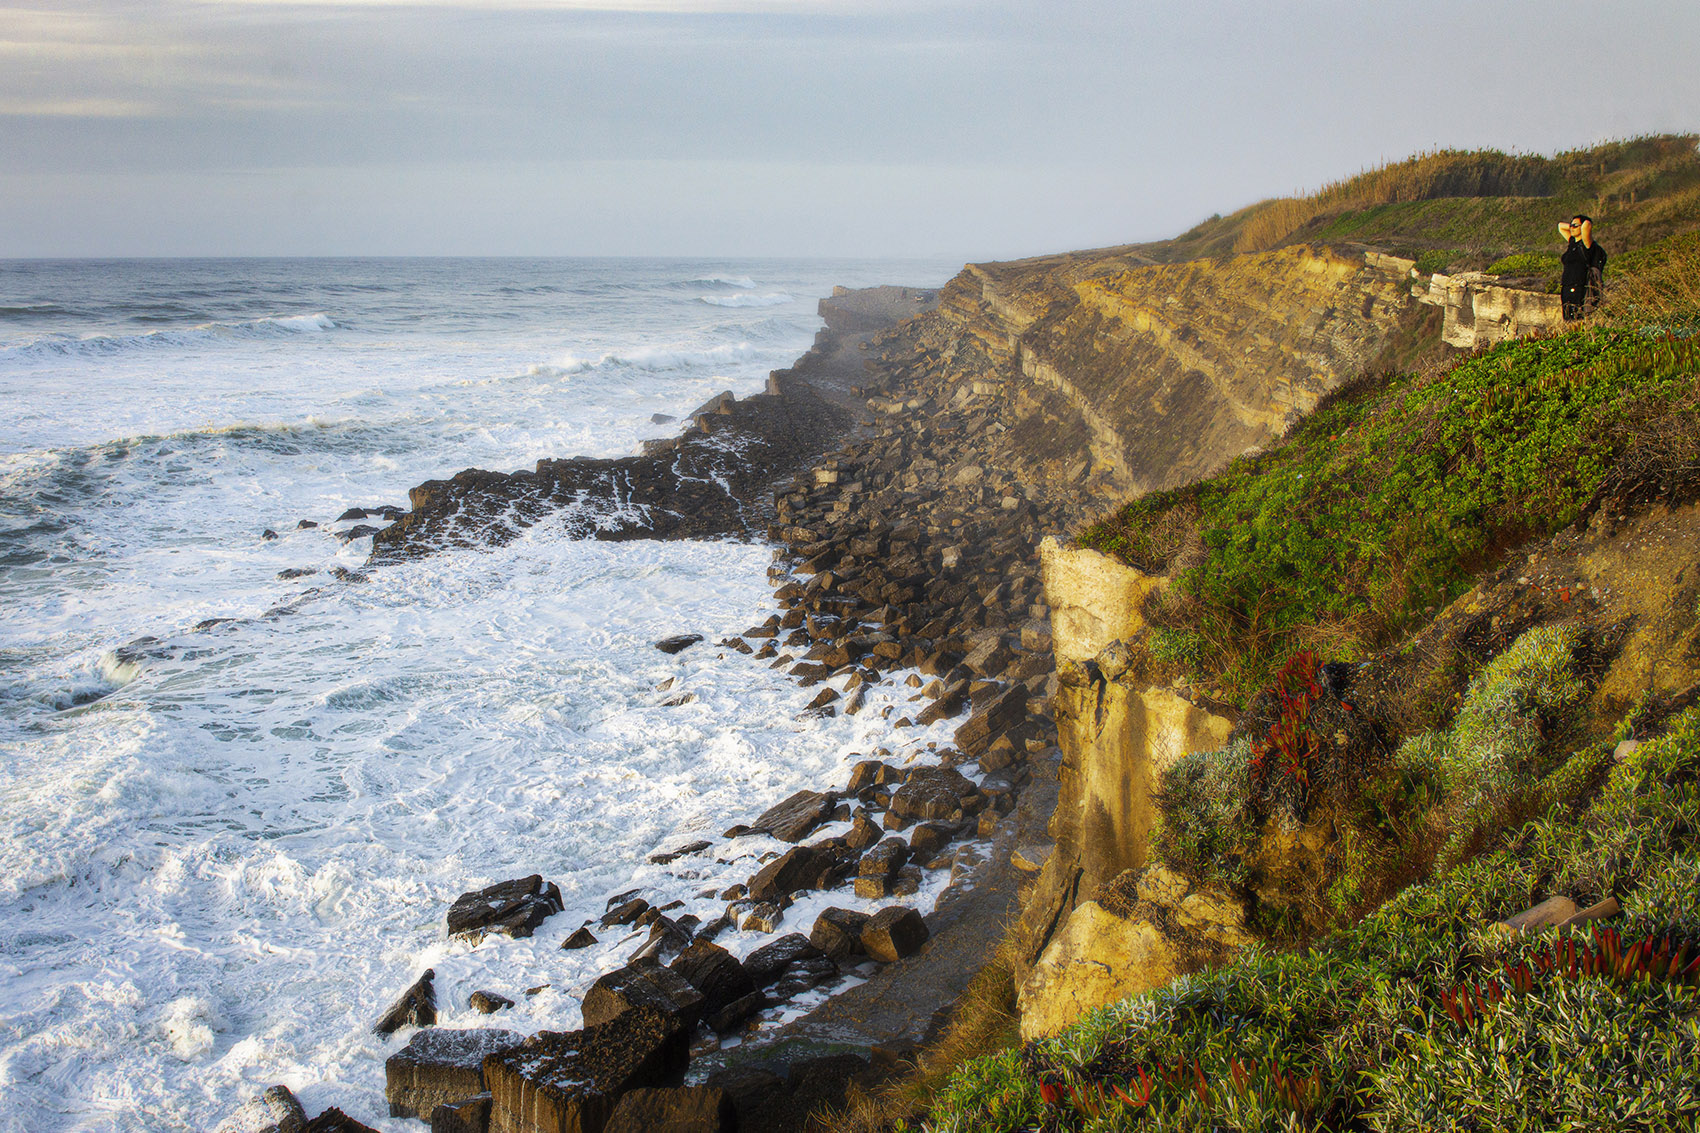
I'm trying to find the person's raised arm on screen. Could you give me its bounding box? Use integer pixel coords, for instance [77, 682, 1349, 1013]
[1578, 218, 1593, 247]
[1559, 220, 1574, 240]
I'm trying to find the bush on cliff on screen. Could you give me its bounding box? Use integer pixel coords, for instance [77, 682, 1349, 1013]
[920, 704, 1700, 1132]
[1079, 325, 1700, 704]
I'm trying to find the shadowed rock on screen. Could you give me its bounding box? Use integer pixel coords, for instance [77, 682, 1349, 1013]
[385, 1027, 522, 1119]
[374, 970, 437, 1036]
[447, 875, 564, 944]
[604, 1087, 736, 1133]
[483, 1006, 690, 1133]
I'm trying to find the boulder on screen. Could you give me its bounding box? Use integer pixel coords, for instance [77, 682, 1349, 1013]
[605, 1087, 736, 1133]
[483, 1007, 690, 1133]
[303, 1109, 379, 1133]
[952, 686, 1027, 755]
[470, 991, 516, 1014]
[888, 767, 976, 824]
[447, 876, 564, 944]
[374, 969, 437, 1036]
[748, 790, 835, 843]
[844, 813, 882, 851]
[655, 634, 704, 654]
[669, 942, 757, 1020]
[562, 927, 599, 951]
[808, 908, 870, 962]
[745, 846, 831, 903]
[648, 841, 712, 866]
[704, 990, 767, 1034]
[213, 1085, 307, 1133]
[860, 907, 929, 963]
[430, 1093, 491, 1133]
[581, 962, 706, 1031]
[845, 760, 901, 794]
[385, 1027, 522, 1119]
[742, 933, 827, 988]
[740, 902, 783, 933]
[602, 898, 650, 928]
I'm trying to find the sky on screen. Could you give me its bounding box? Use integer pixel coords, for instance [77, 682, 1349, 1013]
[1, 0, 1696, 259]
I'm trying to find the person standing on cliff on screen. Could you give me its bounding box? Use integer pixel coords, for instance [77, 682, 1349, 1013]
[1558, 214, 1607, 320]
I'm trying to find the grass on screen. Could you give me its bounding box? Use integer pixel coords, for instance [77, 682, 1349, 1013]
[1077, 324, 1700, 704]
[922, 704, 1700, 1132]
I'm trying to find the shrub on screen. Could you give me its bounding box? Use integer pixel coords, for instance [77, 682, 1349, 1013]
[1153, 736, 1255, 882]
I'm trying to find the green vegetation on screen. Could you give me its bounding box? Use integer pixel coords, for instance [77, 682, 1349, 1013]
[922, 706, 1700, 1132]
[1147, 135, 1700, 269]
[1485, 251, 1561, 277]
[1078, 327, 1700, 703]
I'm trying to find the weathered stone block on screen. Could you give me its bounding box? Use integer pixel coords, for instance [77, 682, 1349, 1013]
[808, 907, 870, 961]
[374, 969, 437, 1036]
[214, 1085, 307, 1133]
[484, 1007, 689, 1133]
[431, 1093, 491, 1133]
[581, 963, 705, 1031]
[669, 942, 757, 1020]
[861, 907, 929, 963]
[749, 790, 835, 842]
[386, 1027, 522, 1120]
[448, 876, 564, 944]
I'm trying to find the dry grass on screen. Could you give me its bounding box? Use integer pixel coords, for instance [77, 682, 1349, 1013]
[1602, 230, 1700, 328]
[1234, 149, 1552, 253]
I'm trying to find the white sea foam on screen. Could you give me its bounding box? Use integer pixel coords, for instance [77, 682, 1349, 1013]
[0, 256, 957, 1131]
[697, 293, 794, 308]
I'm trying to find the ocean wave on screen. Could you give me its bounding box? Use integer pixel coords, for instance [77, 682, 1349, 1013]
[0, 312, 338, 362]
[526, 341, 759, 379]
[685, 275, 758, 289]
[697, 293, 793, 309]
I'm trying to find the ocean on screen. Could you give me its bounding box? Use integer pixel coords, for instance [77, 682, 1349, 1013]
[0, 257, 959, 1131]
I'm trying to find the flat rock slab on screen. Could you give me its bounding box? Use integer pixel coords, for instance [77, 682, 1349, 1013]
[745, 845, 833, 903]
[302, 1109, 380, 1133]
[448, 875, 564, 944]
[862, 907, 929, 963]
[431, 1094, 491, 1133]
[385, 1026, 522, 1119]
[749, 790, 835, 843]
[743, 933, 829, 989]
[582, 962, 706, 1031]
[670, 942, 757, 1019]
[485, 1007, 690, 1133]
[655, 634, 704, 655]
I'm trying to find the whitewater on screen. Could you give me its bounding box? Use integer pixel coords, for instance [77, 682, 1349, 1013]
[0, 257, 955, 1131]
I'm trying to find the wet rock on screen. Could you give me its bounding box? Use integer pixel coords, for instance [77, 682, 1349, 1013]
[605, 1086, 736, 1133]
[748, 790, 836, 843]
[705, 990, 767, 1033]
[302, 1108, 379, 1133]
[809, 907, 870, 961]
[213, 1084, 307, 1133]
[483, 1007, 690, 1133]
[741, 902, 783, 933]
[769, 954, 839, 1001]
[297, 519, 318, 529]
[655, 634, 704, 655]
[669, 942, 758, 1021]
[844, 812, 882, 851]
[385, 1027, 522, 1119]
[742, 933, 828, 989]
[602, 897, 651, 928]
[429, 1093, 490, 1133]
[861, 907, 929, 963]
[470, 990, 515, 1014]
[888, 766, 977, 824]
[562, 927, 599, 950]
[447, 875, 564, 944]
[746, 845, 833, 903]
[908, 821, 963, 859]
[277, 567, 317, 580]
[373, 969, 437, 1036]
[582, 962, 706, 1031]
[261, 529, 279, 541]
[338, 524, 380, 543]
[953, 686, 1027, 755]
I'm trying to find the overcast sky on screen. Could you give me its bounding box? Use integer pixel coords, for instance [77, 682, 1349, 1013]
[2, 0, 1696, 259]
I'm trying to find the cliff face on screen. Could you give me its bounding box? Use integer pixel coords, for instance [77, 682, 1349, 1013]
[903, 245, 1430, 499]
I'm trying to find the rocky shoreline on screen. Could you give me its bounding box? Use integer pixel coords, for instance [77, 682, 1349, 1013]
[218, 281, 1106, 1133]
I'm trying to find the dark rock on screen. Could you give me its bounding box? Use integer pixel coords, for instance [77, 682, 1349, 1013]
[331, 566, 369, 584]
[212, 1085, 307, 1133]
[602, 897, 651, 928]
[582, 962, 706, 1030]
[337, 507, 371, 521]
[303, 1109, 380, 1133]
[748, 790, 834, 843]
[888, 767, 976, 823]
[909, 821, 963, 859]
[913, 680, 969, 725]
[861, 907, 930, 962]
[469, 990, 515, 1014]
[605, 1086, 736, 1133]
[953, 686, 1027, 755]
[845, 759, 902, 794]
[261, 529, 279, 541]
[741, 902, 783, 933]
[385, 1027, 522, 1119]
[655, 634, 704, 655]
[745, 845, 832, 903]
[278, 567, 317, 580]
[669, 942, 758, 1020]
[703, 1066, 786, 1133]
[742, 933, 827, 988]
[769, 954, 839, 1001]
[374, 969, 436, 1036]
[858, 837, 909, 878]
[483, 1007, 691, 1133]
[562, 927, 599, 950]
[429, 1093, 490, 1133]
[704, 989, 767, 1033]
[297, 519, 318, 529]
[447, 875, 564, 944]
[809, 907, 870, 961]
[844, 813, 882, 851]
[339, 524, 380, 543]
